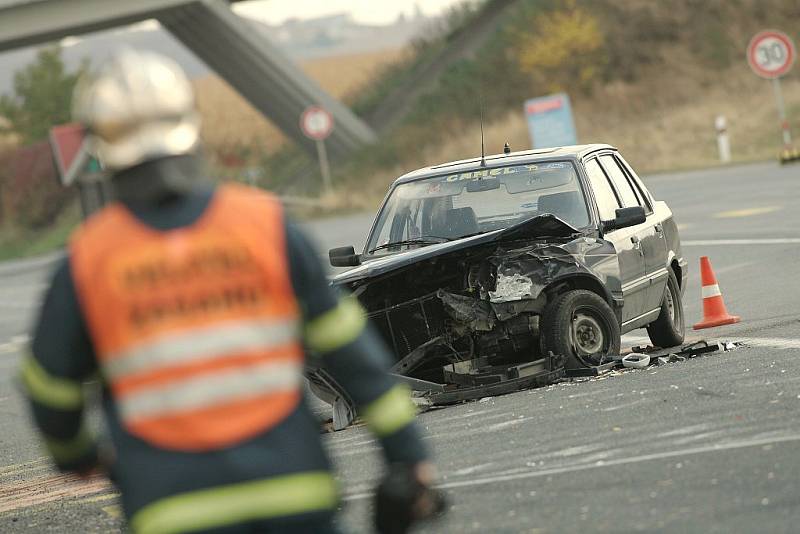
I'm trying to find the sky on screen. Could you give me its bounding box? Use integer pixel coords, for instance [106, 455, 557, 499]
[233, 0, 469, 25]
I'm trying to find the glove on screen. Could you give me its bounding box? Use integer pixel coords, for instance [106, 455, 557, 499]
[374, 462, 446, 534]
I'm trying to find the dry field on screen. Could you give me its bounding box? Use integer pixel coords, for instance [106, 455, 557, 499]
[193, 48, 406, 153]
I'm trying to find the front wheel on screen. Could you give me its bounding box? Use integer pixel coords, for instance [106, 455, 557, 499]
[540, 290, 621, 369]
[646, 269, 685, 348]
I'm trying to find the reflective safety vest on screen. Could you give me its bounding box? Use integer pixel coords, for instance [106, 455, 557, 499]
[70, 184, 304, 451]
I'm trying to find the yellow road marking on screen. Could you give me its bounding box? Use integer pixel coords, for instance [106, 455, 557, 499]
[102, 504, 123, 519]
[713, 206, 781, 218]
[79, 492, 120, 504]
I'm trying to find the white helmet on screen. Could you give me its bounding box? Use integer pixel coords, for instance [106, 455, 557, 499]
[73, 49, 200, 171]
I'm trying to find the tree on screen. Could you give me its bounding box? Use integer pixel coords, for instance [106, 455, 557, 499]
[514, 2, 607, 94]
[0, 46, 87, 144]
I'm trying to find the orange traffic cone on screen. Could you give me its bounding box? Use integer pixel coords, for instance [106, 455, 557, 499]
[693, 256, 740, 330]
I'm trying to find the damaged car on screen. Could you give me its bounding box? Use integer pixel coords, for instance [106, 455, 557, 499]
[308, 144, 687, 423]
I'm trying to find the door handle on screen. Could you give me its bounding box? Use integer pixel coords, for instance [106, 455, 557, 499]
[654, 224, 664, 237]
[630, 235, 643, 255]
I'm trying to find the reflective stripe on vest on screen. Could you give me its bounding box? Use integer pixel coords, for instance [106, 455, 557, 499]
[103, 318, 300, 381]
[119, 358, 302, 421]
[70, 185, 304, 451]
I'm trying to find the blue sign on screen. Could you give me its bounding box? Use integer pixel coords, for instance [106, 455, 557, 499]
[524, 93, 578, 149]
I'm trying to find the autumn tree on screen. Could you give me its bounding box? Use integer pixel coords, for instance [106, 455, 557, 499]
[0, 46, 87, 144]
[514, 2, 607, 94]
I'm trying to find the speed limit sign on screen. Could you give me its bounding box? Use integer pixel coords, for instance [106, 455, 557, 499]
[747, 30, 796, 79]
[300, 105, 335, 191]
[748, 30, 798, 159]
[300, 106, 334, 140]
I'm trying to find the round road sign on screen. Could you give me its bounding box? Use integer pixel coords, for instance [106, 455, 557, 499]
[300, 106, 334, 141]
[747, 30, 796, 79]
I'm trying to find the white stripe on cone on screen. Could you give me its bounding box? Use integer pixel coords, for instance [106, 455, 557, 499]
[701, 284, 722, 299]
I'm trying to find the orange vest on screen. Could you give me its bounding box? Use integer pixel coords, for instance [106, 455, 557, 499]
[70, 184, 304, 451]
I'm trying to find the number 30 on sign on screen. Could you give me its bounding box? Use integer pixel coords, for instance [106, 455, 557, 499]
[747, 30, 796, 79]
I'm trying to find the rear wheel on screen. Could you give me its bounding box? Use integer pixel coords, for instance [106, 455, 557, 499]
[646, 269, 685, 348]
[540, 290, 621, 369]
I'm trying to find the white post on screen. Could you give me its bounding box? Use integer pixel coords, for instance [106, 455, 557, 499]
[715, 115, 731, 163]
[772, 77, 792, 148]
[316, 139, 333, 194]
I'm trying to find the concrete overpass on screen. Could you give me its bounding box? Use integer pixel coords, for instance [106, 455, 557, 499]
[0, 0, 377, 159]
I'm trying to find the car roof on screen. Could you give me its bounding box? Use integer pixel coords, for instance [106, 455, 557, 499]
[392, 143, 616, 185]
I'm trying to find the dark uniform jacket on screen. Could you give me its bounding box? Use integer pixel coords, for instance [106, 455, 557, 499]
[20, 185, 427, 533]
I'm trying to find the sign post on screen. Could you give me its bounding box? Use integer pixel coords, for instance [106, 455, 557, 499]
[300, 106, 334, 193]
[715, 115, 731, 163]
[747, 30, 797, 161]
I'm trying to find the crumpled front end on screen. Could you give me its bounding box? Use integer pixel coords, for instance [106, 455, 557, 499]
[336, 236, 614, 405]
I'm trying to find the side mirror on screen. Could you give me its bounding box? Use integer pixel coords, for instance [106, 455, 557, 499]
[602, 206, 646, 232]
[329, 246, 361, 267]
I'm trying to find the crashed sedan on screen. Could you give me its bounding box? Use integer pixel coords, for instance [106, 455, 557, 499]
[309, 144, 687, 419]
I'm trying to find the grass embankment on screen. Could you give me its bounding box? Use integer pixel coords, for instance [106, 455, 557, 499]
[0, 202, 79, 260]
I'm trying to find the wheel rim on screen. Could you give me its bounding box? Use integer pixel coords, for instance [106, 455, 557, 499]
[665, 282, 683, 331]
[666, 286, 675, 323]
[571, 310, 606, 356]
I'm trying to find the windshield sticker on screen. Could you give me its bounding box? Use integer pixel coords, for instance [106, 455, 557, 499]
[397, 162, 576, 199]
[426, 183, 443, 194]
[445, 167, 520, 182]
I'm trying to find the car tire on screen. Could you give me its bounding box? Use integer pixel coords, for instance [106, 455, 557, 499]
[540, 290, 621, 369]
[646, 269, 685, 348]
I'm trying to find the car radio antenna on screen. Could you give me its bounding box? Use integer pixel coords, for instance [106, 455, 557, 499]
[479, 90, 486, 168]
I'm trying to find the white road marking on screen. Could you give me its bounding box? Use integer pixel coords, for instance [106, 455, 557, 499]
[621, 335, 651, 346]
[657, 423, 712, 438]
[682, 238, 800, 246]
[601, 398, 648, 412]
[740, 337, 800, 350]
[341, 433, 800, 501]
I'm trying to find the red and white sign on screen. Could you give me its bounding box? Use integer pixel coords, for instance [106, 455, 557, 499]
[525, 96, 563, 115]
[747, 30, 796, 79]
[49, 123, 85, 178]
[300, 106, 334, 141]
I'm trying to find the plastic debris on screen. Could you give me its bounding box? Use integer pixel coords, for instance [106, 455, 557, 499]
[622, 353, 651, 369]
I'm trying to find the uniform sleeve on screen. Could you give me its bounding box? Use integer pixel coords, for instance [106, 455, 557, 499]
[285, 219, 429, 465]
[18, 258, 99, 473]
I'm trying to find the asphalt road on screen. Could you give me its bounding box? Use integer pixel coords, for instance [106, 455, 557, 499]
[1, 161, 799, 532]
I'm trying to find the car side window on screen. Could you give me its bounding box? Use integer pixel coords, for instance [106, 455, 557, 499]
[616, 154, 654, 211]
[584, 158, 620, 221]
[599, 155, 640, 209]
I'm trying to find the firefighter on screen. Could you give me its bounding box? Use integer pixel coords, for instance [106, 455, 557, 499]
[20, 49, 443, 533]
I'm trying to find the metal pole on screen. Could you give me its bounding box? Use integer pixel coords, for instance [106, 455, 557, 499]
[316, 139, 333, 194]
[772, 77, 792, 148]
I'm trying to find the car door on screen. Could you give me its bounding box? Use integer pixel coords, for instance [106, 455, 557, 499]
[583, 157, 646, 324]
[599, 155, 668, 317]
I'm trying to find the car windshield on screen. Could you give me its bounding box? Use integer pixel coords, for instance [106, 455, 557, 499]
[366, 160, 590, 255]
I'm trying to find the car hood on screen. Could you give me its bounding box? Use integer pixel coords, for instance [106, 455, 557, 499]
[332, 214, 584, 286]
